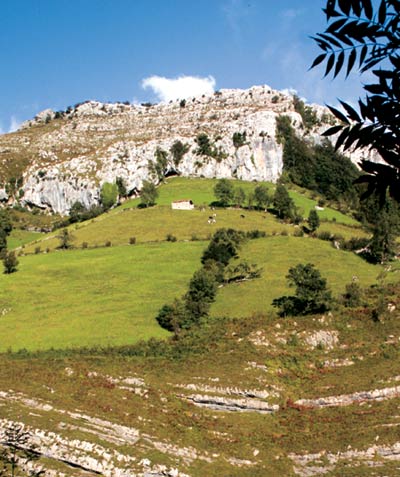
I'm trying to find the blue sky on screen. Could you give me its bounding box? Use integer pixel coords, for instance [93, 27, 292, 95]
[0, 0, 368, 133]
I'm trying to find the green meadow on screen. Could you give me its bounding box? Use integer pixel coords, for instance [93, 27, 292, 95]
[3, 177, 377, 353]
[21, 178, 363, 253]
[0, 242, 204, 352]
[211, 235, 380, 318]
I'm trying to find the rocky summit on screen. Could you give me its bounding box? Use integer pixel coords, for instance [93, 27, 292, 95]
[0, 85, 355, 215]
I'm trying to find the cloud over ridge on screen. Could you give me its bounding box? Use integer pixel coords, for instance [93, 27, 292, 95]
[142, 75, 216, 102]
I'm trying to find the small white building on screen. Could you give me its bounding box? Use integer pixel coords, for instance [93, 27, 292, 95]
[171, 199, 195, 210]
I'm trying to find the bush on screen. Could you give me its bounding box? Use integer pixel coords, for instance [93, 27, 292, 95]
[139, 180, 158, 208]
[82, 242, 88, 249]
[293, 228, 304, 237]
[201, 228, 245, 266]
[317, 231, 332, 241]
[341, 282, 363, 308]
[100, 182, 118, 210]
[129, 237, 136, 245]
[34, 246, 41, 254]
[166, 234, 177, 242]
[272, 263, 332, 316]
[3, 251, 19, 274]
[214, 179, 234, 207]
[246, 229, 266, 239]
[105, 240, 112, 247]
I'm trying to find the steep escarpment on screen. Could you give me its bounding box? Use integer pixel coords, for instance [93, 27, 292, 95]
[0, 85, 324, 215]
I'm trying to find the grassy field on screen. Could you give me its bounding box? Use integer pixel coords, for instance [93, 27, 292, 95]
[0, 242, 204, 352]
[20, 178, 363, 254]
[120, 177, 358, 224]
[211, 236, 381, 318]
[8, 228, 43, 249]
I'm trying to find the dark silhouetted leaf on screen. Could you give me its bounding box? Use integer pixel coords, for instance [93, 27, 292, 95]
[334, 51, 345, 77]
[338, 0, 351, 15]
[326, 18, 348, 33]
[362, 0, 373, 19]
[310, 53, 327, 69]
[339, 100, 361, 121]
[346, 48, 357, 76]
[322, 125, 343, 136]
[325, 53, 336, 76]
[378, 0, 386, 24]
[351, 0, 362, 17]
[327, 105, 350, 123]
[359, 44, 368, 67]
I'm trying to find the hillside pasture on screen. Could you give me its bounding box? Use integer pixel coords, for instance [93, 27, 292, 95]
[0, 242, 204, 352]
[211, 236, 380, 318]
[119, 177, 356, 222]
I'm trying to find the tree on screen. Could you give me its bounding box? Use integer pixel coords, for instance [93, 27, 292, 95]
[195, 133, 213, 157]
[2, 251, 18, 274]
[116, 177, 128, 198]
[214, 179, 234, 207]
[0, 210, 12, 253]
[170, 140, 190, 168]
[155, 298, 187, 336]
[201, 228, 245, 266]
[254, 184, 270, 210]
[312, 0, 400, 202]
[100, 182, 118, 210]
[232, 131, 247, 148]
[234, 187, 246, 208]
[149, 147, 168, 182]
[273, 184, 297, 221]
[57, 228, 74, 249]
[139, 180, 158, 207]
[308, 209, 320, 233]
[0, 422, 43, 476]
[272, 263, 332, 316]
[184, 268, 218, 324]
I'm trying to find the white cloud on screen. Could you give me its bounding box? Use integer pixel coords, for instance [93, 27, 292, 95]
[9, 116, 21, 133]
[141, 75, 216, 102]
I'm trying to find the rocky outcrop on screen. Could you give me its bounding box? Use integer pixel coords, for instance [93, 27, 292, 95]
[0, 85, 329, 215]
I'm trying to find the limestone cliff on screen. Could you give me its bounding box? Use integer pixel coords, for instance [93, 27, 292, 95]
[0, 85, 351, 215]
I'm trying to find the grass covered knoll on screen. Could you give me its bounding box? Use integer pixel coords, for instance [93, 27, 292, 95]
[0, 242, 204, 352]
[211, 235, 380, 318]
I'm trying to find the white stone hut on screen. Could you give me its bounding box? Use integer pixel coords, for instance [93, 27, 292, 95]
[171, 199, 195, 210]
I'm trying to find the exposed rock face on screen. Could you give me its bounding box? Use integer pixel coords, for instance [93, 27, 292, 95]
[0, 84, 355, 215]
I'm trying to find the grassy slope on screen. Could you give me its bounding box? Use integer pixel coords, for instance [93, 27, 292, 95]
[0, 242, 204, 352]
[21, 178, 363, 253]
[121, 177, 357, 224]
[211, 236, 380, 318]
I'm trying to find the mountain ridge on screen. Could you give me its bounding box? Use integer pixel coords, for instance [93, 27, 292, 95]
[0, 85, 366, 215]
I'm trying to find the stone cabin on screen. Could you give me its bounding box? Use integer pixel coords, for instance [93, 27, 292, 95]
[171, 199, 195, 210]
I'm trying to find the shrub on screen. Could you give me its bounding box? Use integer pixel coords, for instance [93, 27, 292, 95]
[3, 251, 19, 274]
[166, 234, 177, 242]
[105, 240, 112, 247]
[129, 237, 136, 245]
[100, 182, 118, 210]
[293, 228, 304, 237]
[246, 229, 266, 239]
[272, 263, 332, 316]
[214, 179, 234, 206]
[82, 242, 88, 249]
[139, 180, 158, 208]
[34, 246, 41, 254]
[317, 231, 332, 241]
[201, 228, 245, 266]
[232, 131, 247, 148]
[342, 282, 363, 308]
